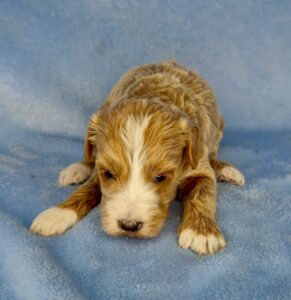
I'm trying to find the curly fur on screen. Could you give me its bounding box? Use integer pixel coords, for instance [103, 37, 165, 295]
[31, 61, 245, 255]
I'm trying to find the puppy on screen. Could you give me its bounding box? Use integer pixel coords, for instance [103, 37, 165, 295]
[31, 61, 245, 255]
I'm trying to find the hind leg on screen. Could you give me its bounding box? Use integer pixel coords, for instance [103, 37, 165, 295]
[210, 159, 245, 186]
[58, 112, 98, 187]
[58, 162, 93, 187]
[209, 118, 245, 186]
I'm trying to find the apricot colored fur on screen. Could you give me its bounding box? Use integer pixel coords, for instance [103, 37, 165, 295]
[31, 61, 245, 254]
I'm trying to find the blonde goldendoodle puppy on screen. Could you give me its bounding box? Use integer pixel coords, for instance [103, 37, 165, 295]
[31, 61, 245, 255]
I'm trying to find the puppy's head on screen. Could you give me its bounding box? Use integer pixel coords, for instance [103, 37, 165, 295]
[92, 99, 197, 238]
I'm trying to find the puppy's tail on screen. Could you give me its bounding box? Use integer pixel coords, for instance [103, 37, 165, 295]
[210, 159, 245, 186]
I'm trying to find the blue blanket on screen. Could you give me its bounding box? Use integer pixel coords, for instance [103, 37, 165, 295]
[1, 1, 290, 299]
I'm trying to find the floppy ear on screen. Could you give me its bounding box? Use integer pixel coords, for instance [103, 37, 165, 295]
[183, 128, 199, 170]
[179, 117, 205, 170]
[178, 118, 215, 189]
[84, 112, 100, 167]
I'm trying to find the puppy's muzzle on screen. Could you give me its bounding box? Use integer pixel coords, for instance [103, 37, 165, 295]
[118, 220, 143, 232]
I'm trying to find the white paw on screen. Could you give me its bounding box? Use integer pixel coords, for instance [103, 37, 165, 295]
[30, 207, 78, 236]
[219, 166, 245, 186]
[179, 229, 226, 255]
[58, 162, 92, 187]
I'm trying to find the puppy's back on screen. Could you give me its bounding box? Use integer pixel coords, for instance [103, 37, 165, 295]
[104, 61, 223, 150]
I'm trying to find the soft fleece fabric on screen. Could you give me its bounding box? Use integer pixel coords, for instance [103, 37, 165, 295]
[0, 1, 290, 299]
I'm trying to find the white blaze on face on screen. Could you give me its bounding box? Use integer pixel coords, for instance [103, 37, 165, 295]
[103, 115, 159, 229]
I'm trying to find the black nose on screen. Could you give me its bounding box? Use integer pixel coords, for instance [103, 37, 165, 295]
[118, 220, 143, 232]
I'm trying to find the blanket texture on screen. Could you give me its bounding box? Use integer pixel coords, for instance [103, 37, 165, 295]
[0, 1, 290, 299]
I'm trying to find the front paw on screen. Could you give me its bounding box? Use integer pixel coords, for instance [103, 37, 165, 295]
[178, 220, 226, 255]
[30, 207, 78, 236]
